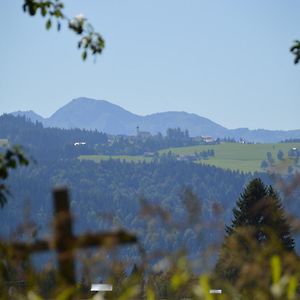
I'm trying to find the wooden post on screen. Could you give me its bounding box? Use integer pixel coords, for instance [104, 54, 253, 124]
[1, 187, 138, 295]
[53, 188, 75, 285]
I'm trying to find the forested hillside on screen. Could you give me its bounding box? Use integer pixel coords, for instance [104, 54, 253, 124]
[0, 114, 107, 160]
[3, 159, 258, 257]
[2, 113, 299, 264]
[0, 114, 202, 158]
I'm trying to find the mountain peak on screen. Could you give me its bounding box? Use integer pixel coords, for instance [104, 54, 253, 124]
[63, 97, 135, 114]
[9, 97, 300, 142]
[70, 97, 109, 104]
[45, 98, 140, 134]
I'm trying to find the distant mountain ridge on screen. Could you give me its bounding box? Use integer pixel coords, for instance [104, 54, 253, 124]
[10, 97, 300, 143]
[12, 110, 45, 123]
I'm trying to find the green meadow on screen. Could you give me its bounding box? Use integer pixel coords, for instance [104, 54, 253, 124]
[79, 154, 152, 163]
[79, 142, 300, 173]
[160, 142, 300, 172]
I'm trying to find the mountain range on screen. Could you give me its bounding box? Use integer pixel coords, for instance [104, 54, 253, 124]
[11, 97, 300, 143]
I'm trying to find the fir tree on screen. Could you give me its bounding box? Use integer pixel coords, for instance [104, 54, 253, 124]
[215, 178, 295, 284]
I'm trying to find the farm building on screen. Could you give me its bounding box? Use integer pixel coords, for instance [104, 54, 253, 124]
[201, 136, 215, 143]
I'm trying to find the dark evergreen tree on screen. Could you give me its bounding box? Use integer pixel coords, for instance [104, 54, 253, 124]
[215, 178, 295, 284]
[277, 149, 284, 161]
[260, 160, 268, 169]
[266, 152, 274, 164]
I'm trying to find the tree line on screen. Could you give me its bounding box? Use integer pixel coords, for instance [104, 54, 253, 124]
[0, 115, 215, 159]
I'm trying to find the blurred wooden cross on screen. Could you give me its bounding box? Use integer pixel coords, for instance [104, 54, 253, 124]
[2, 187, 137, 286]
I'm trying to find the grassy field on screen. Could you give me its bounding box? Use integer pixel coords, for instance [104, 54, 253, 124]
[159, 142, 300, 173]
[78, 154, 152, 163]
[78, 142, 300, 173]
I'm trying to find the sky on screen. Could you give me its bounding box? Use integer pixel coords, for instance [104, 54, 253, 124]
[0, 0, 299, 130]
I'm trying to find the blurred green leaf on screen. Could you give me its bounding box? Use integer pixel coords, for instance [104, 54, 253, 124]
[290, 40, 300, 64]
[82, 50, 87, 61]
[287, 276, 297, 300]
[271, 255, 281, 284]
[146, 287, 155, 300]
[46, 19, 52, 30]
[199, 275, 213, 300]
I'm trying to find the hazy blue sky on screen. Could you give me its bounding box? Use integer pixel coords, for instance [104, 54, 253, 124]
[1, 1, 299, 130]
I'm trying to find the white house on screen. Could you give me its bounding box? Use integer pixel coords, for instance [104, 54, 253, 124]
[201, 136, 214, 143]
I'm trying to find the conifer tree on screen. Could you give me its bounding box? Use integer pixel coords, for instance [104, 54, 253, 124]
[215, 178, 295, 284]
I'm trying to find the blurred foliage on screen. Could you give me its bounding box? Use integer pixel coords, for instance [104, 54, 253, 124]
[290, 41, 300, 64]
[20, 1, 300, 65]
[2, 248, 300, 299]
[0, 146, 29, 207]
[22, 0, 105, 61]
[1, 178, 300, 299]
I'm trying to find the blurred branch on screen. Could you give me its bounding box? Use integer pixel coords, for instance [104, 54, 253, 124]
[0, 146, 29, 207]
[22, 0, 105, 61]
